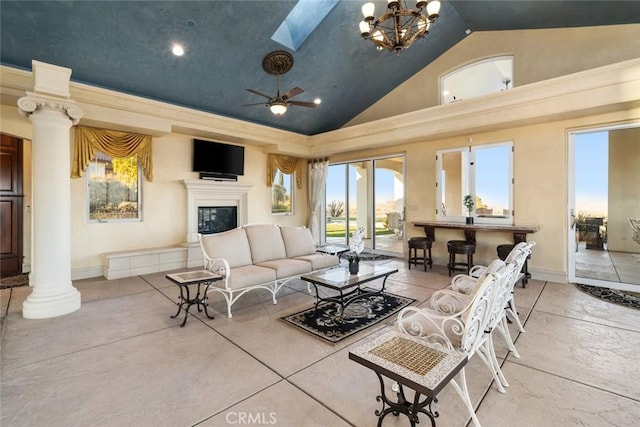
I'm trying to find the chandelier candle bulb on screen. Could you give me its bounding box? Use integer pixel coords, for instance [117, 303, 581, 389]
[426, 0, 441, 21]
[362, 3, 375, 20]
[359, 20, 370, 36]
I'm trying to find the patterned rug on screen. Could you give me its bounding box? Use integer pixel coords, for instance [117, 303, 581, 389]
[357, 251, 394, 261]
[576, 284, 640, 310]
[281, 291, 415, 344]
[0, 274, 29, 290]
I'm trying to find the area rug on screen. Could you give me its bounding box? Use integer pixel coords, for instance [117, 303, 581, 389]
[357, 250, 394, 261]
[0, 274, 29, 290]
[281, 291, 415, 344]
[575, 284, 640, 310]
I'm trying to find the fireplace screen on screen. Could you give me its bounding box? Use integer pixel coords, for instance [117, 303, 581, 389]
[198, 206, 237, 235]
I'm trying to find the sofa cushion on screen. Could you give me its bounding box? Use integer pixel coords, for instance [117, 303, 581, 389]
[255, 258, 312, 279]
[226, 265, 277, 290]
[280, 226, 316, 258]
[294, 254, 339, 270]
[244, 224, 287, 263]
[200, 228, 252, 268]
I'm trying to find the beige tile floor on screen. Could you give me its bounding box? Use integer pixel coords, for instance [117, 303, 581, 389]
[2, 259, 639, 427]
[575, 242, 640, 285]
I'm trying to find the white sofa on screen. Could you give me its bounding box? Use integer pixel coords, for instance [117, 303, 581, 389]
[198, 224, 339, 317]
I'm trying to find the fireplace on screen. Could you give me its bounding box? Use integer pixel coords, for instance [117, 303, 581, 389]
[198, 206, 237, 234]
[183, 180, 252, 267]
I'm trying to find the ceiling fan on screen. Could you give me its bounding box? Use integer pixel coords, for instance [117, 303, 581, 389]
[243, 50, 317, 115]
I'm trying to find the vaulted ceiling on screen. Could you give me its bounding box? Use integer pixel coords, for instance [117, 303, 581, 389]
[1, 1, 638, 135]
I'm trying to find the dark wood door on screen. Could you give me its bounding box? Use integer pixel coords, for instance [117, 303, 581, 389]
[0, 134, 24, 277]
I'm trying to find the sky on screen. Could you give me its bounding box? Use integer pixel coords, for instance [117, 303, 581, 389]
[575, 131, 608, 216]
[325, 164, 397, 203]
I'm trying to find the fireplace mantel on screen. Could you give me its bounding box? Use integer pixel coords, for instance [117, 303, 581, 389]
[182, 180, 252, 244]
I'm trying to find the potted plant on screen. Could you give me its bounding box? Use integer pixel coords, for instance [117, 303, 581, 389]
[347, 226, 365, 274]
[463, 195, 474, 224]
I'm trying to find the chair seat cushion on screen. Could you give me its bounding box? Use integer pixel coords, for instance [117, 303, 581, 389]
[225, 265, 277, 290]
[293, 254, 339, 270]
[255, 258, 312, 279]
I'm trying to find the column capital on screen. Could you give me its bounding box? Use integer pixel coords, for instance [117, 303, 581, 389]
[17, 92, 83, 125]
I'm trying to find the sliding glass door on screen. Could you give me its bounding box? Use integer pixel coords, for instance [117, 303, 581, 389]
[325, 155, 405, 255]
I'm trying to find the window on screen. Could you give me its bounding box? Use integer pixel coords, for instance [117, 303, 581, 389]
[87, 152, 141, 222]
[441, 56, 514, 105]
[271, 169, 293, 214]
[436, 142, 513, 224]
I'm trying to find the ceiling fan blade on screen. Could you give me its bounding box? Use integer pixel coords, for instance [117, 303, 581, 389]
[288, 101, 317, 108]
[282, 86, 304, 100]
[241, 102, 267, 106]
[245, 88, 272, 99]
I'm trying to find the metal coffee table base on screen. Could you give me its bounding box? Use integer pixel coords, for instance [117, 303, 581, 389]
[308, 274, 392, 320]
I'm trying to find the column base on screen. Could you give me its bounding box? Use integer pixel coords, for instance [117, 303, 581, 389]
[22, 286, 81, 319]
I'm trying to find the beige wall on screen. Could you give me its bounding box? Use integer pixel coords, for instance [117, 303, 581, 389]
[1, 106, 309, 276]
[331, 108, 640, 280]
[347, 24, 640, 126]
[608, 127, 640, 253]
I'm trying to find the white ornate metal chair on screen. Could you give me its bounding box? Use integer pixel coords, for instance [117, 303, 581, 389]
[463, 242, 535, 334]
[429, 261, 519, 393]
[397, 271, 501, 427]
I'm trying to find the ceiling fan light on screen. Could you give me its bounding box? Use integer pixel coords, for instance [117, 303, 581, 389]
[362, 2, 375, 20]
[426, 1, 441, 21]
[270, 103, 288, 115]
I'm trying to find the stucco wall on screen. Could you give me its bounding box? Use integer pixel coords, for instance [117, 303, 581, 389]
[346, 24, 640, 127]
[608, 127, 640, 253]
[331, 108, 640, 281]
[1, 106, 309, 277]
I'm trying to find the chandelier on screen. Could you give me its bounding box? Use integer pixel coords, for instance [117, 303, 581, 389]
[359, 0, 441, 54]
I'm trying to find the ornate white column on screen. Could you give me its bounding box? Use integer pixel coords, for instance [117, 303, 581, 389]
[17, 61, 83, 319]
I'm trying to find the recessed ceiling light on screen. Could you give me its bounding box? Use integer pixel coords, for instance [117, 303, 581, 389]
[314, 98, 322, 105]
[172, 44, 185, 56]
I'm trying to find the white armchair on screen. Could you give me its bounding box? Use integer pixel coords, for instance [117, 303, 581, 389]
[397, 271, 502, 427]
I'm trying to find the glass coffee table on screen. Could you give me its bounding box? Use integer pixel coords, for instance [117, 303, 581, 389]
[301, 264, 398, 320]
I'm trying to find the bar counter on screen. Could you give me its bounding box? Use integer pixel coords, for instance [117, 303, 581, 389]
[412, 221, 539, 244]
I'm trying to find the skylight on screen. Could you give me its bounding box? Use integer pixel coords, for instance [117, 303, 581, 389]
[271, 0, 339, 51]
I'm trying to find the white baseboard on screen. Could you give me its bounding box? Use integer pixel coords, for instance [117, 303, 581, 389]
[528, 267, 567, 284]
[72, 266, 104, 281]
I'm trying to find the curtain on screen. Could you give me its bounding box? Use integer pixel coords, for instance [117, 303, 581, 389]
[72, 126, 153, 181]
[266, 154, 302, 189]
[308, 158, 329, 244]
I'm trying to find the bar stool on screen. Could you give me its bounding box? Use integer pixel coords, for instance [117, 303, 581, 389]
[408, 237, 433, 271]
[447, 240, 475, 276]
[497, 244, 531, 287]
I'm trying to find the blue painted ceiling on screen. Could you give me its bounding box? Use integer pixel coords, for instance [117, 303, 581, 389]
[1, 1, 638, 135]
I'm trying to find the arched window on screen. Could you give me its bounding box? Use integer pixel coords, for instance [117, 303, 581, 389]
[440, 56, 514, 104]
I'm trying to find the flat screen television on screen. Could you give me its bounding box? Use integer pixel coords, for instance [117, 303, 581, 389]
[192, 139, 244, 177]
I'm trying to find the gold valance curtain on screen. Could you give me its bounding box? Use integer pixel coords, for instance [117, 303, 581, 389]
[72, 126, 153, 181]
[267, 154, 302, 189]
